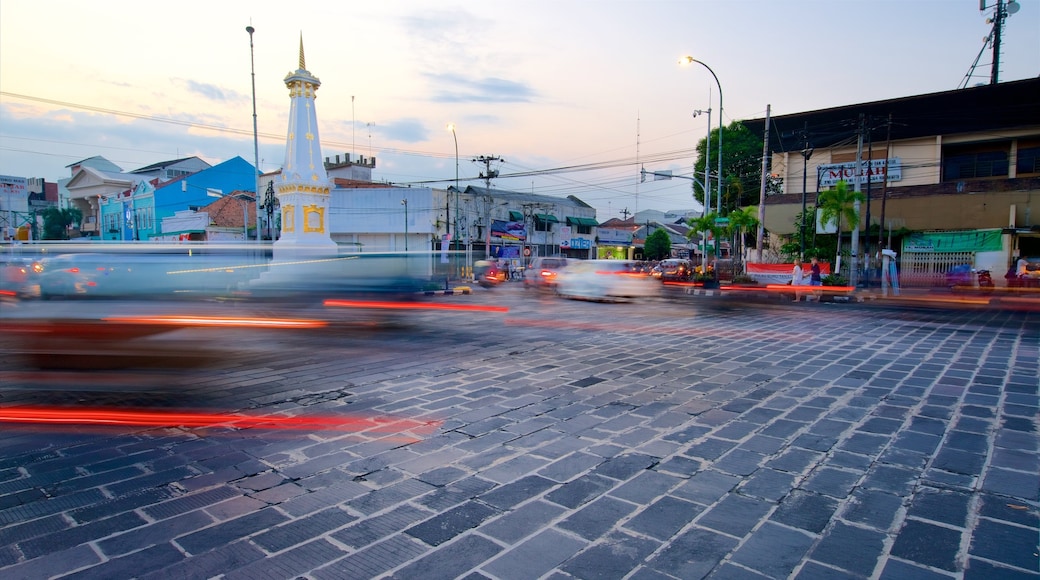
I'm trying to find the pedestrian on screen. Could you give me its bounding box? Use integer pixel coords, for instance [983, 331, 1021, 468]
[809, 257, 823, 286]
[791, 259, 805, 302]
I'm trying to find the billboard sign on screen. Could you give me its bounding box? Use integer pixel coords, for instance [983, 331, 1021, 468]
[818, 158, 902, 188]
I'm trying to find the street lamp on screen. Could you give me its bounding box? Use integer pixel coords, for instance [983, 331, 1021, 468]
[447, 123, 459, 277]
[680, 56, 723, 215]
[207, 189, 251, 240]
[246, 24, 261, 244]
[401, 198, 408, 251]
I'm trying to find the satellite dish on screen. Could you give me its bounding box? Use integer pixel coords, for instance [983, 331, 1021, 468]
[1007, 0, 1020, 15]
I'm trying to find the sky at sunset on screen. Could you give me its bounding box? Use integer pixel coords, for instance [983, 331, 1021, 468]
[2, 0, 1038, 221]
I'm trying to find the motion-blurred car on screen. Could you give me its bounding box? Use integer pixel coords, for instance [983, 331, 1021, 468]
[652, 258, 692, 282]
[1, 257, 43, 297]
[473, 260, 507, 288]
[555, 259, 659, 302]
[523, 257, 570, 290]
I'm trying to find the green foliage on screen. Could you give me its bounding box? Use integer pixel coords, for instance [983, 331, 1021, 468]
[731, 274, 757, 284]
[822, 274, 848, 286]
[644, 228, 672, 261]
[693, 122, 765, 212]
[817, 180, 865, 265]
[40, 207, 83, 240]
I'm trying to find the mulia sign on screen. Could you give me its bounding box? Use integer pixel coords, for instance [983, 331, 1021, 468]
[819, 158, 902, 188]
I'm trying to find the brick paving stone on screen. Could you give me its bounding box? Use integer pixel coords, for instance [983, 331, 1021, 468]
[840, 489, 902, 531]
[810, 521, 887, 577]
[557, 495, 638, 541]
[696, 493, 773, 538]
[0, 488, 107, 525]
[98, 510, 214, 557]
[906, 487, 971, 528]
[0, 513, 68, 546]
[671, 469, 741, 506]
[18, 511, 147, 560]
[251, 506, 357, 553]
[968, 518, 1040, 573]
[138, 540, 266, 580]
[770, 490, 839, 534]
[739, 468, 797, 502]
[802, 466, 861, 499]
[0, 544, 101, 580]
[60, 541, 185, 580]
[730, 521, 815, 579]
[177, 508, 288, 555]
[545, 473, 616, 509]
[645, 526, 739, 579]
[890, 519, 963, 572]
[331, 504, 432, 549]
[878, 559, 954, 579]
[559, 531, 659, 579]
[482, 528, 587, 580]
[313, 534, 429, 580]
[480, 499, 566, 544]
[623, 495, 702, 540]
[224, 538, 344, 580]
[609, 470, 682, 505]
[479, 475, 556, 510]
[389, 533, 503, 580]
[405, 500, 499, 546]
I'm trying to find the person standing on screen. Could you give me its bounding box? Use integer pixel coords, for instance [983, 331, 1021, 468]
[809, 257, 823, 286]
[791, 259, 805, 302]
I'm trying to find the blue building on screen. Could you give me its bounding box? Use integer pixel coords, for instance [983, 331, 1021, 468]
[97, 156, 256, 241]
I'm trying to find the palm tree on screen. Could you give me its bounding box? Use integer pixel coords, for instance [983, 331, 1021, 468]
[726, 206, 759, 274]
[816, 180, 865, 274]
[687, 212, 723, 271]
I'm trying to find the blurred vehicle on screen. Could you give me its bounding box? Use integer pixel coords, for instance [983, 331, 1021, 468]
[555, 259, 659, 302]
[946, 264, 993, 293]
[654, 258, 692, 282]
[473, 260, 506, 288]
[523, 257, 569, 290]
[1, 257, 43, 297]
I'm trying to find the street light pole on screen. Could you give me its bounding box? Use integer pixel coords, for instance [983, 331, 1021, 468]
[401, 198, 408, 251]
[681, 56, 723, 215]
[447, 123, 459, 278]
[246, 24, 261, 244]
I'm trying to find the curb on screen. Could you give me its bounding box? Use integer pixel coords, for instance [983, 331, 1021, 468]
[424, 286, 472, 296]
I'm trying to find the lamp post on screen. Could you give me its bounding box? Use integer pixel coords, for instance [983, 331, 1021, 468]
[447, 123, 459, 277]
[680, 56, 723, 215]
[246, 25, 261, 244]
[401, 198, 408, 251]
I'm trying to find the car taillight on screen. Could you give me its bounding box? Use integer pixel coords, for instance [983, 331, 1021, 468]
[540, 270, 554, 278]
[68, 267, 80, 273]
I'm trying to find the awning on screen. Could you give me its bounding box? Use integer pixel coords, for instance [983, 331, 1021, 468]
[508, 210, 523, 221]
[566, 217, 599, 227]
[535, 213, 559, 223]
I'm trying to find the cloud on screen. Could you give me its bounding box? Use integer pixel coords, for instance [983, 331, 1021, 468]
[372, 118, 428, 143]
[425, 73, 537, 104]
[174, 79, 244, 102]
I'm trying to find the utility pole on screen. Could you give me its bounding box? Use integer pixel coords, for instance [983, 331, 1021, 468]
[620, 207, 631, 220]
[849, 114, 865, 287]
[756, 104, 770, 263]
[799, 121, 813, 260]
[863, 116, 874, 288]
[472, 155, 503, 192]
[878, 114, 893, 251]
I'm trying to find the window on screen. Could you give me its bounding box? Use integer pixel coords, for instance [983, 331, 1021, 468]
[534, 213, 558, 232]
[942, 142, 1009, 180]
[1017, 145, 1040, 176]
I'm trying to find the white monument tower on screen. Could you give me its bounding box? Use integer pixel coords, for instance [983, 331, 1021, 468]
[274, 35, 337, 258]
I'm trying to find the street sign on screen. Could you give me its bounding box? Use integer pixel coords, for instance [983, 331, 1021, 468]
[715, 218, 729, 225]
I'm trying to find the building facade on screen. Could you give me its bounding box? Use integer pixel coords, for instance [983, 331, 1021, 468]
[744, 77, 1040, 286]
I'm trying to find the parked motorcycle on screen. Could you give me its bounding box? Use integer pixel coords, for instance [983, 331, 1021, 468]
[946, 265, 993, 294]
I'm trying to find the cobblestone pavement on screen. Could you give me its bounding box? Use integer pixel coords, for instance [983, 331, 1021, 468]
[0, 288, 1037, 579]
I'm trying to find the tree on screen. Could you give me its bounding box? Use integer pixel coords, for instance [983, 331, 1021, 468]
[693, 121, 766, 213]
[40, 207, 82, 240]
[644, 228, 672, 261]
[726, 206, 759, 273]
[686, 212, 724, 269]
[816, 180, 864, 271]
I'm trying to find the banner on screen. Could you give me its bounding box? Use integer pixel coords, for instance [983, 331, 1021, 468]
[818, 158, 902, 188]
[491, 219, 526, 241]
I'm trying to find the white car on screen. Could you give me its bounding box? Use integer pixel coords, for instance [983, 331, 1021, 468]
[555, 260, 660, 302]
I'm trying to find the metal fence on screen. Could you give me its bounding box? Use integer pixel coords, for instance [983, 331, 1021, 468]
[900, 251, 975, 287]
